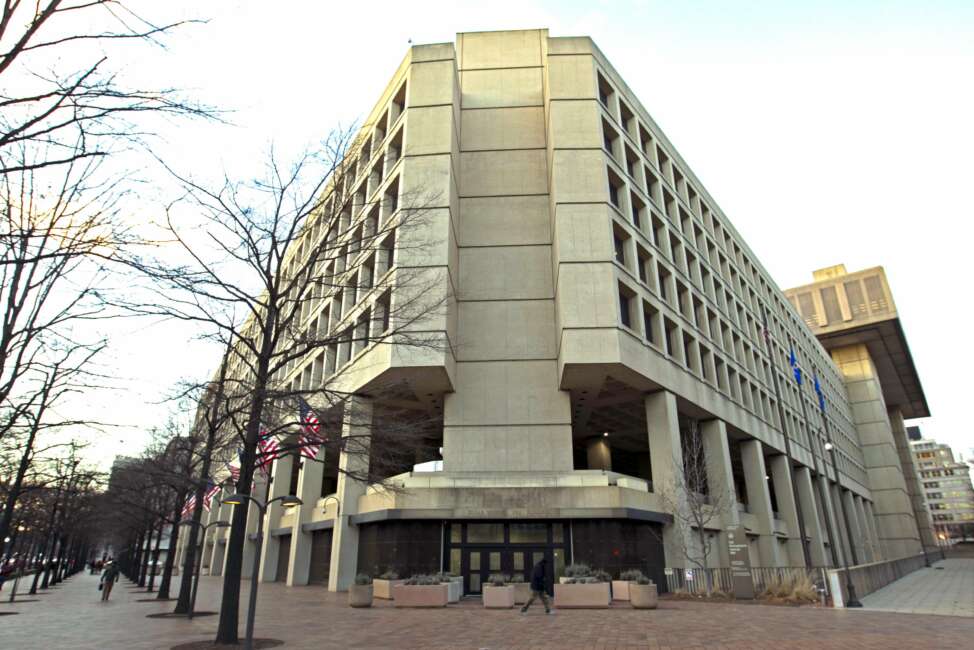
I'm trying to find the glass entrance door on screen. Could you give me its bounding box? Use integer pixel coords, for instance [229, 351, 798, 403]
[462, 547, 503, 595]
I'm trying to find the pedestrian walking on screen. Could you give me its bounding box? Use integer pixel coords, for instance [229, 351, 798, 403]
[99, 560, 120, 601]
[520, 557, 552, 614]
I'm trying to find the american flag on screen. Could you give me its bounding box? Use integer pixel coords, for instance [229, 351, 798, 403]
[202, 482, 222, 512]
[256, 427, 281, 475]
[298, 397, 325, 460]
[181, 494, 197, 518]
[226, 462, 240, 482]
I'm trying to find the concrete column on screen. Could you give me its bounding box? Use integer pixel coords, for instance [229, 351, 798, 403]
[586, 437, 612, 471]
[701, 419, 738, 567]
[863, 500, 885, 560]
[645, 391, 693, 567]
[795, 467, 827, 567]
[241, 473, 267, 579]
[818, 475, 843, 566]
[853, 495, 874, 562]
[830, 483, 851, 564]
[329, 397, 372, 591]
[842, 489, 864, 565]
[768, 455, 804, 566]
[740, 439, 782, 567]
[259, 453, 294, 582]
[288, 448, 324, 586]
[208, 487, 227, 576]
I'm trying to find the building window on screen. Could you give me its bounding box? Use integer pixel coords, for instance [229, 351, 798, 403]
[618, 284, 633, 328]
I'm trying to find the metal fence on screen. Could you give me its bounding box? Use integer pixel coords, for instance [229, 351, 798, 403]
[664, 566, 829, 598]
[827, 553, 929, 607]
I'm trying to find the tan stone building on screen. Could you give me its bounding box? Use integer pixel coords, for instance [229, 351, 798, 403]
[176, 29, 931, 596]
[910, 437, 974, 540]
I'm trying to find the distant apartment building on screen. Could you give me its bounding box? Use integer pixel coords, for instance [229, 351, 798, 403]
[910, 437, 974, 540]
[175, 29, 932, 596]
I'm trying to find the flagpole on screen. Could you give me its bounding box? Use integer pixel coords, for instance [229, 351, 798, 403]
[760, 304, 812, 568]
[795, 366, 840, 568]
[813, 386, 863, 607]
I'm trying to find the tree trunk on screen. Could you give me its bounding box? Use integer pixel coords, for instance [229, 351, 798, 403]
[157, 517, 180, 599]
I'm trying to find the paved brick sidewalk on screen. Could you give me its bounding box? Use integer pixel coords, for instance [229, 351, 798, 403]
[2, 571, 973, 649]
[860, 558, 974, 617]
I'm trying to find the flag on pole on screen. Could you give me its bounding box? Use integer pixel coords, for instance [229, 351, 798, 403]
[788, 347, 802, 385]
[813, 373, 826, 413]
[225, 461, 240, 483]
[256, 427, 281, 475]
[202, 482, 222, 512]
[181, 494, 197, 518]
[298, 397, 325, 460]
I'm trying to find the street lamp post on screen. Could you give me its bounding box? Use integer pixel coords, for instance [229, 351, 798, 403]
[221, 493, 302, 650]
[177, 519, 230, 619]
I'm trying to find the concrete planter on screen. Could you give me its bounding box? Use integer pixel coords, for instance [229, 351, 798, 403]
[629, 583, 658, 609]
[483, 584, 515, 608]
[554, 582, 611, 608]
[442, 579, 462, 603]
[513, 582, 531, 604]
[373, 578, 405, 599]
[348, 584, 373, 608]
[611, 580, 631, 601]
[392, 583, 449, 608]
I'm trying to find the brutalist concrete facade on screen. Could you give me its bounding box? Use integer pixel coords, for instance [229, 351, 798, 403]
[175, 29, 929, 596]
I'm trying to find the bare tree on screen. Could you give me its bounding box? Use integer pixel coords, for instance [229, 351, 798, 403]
[655, 418, 731, 595]
[0, 0, 212, 175]
[123, 129, 448, 643]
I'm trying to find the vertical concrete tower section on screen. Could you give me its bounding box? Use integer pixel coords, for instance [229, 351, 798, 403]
[444, 30, 574, 473]
[785, 265, 935, 560]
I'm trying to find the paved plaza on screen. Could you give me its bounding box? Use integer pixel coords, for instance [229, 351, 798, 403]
[1, 571, 973, 649]
[860, 558, 974, 617]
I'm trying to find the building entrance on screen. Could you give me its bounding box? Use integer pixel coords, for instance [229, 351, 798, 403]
[444, 522, 568, 595]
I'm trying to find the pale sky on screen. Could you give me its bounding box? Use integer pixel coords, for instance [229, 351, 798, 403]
[48, 1, 973, 467]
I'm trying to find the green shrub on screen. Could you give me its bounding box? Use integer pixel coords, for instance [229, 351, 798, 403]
[487, 573, 511, 587]
[404, 574, 440, 586]
[593, 570, 611, 583]
[353, 574, 372, 585]
[378, 570, 399, 580]
[620, 569, 652, 585]
[563, 563, 592, 578]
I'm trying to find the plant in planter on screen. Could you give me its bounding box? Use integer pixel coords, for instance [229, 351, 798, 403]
[483, 573, 515, 609]
[393, 574, 449, 608]
[624, 570, 658, 609]
[436, 572, 463, 603]
[612, 569, 645, 601]
[555, 565, 611, 608]
[348, 574, 374, 608]
[373, 570, 404, 600]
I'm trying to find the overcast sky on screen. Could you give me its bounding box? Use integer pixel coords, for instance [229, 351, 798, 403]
[54, 0, 972, 466]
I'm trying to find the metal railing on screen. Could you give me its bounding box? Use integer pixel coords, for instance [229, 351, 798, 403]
[827, 553, 929, 607]
[664, 566, 829, 597]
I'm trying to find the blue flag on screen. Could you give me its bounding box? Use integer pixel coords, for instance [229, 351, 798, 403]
[788, 347, 802, 385]
[813, 374, 826, 413]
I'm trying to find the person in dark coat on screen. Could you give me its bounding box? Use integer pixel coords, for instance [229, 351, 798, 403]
[520, 557, 552, 614]
[100, 561, 120, 601]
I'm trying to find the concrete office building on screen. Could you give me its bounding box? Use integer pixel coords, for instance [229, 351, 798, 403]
[910, 437, 974, 540]
[175, 29, 928, 596]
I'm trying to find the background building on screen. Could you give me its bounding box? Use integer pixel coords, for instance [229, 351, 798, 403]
[177, 29, 932, 596]
[910, 435, 974, 541]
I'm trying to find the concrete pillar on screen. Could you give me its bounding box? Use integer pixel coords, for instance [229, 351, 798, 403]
[795, 467, 827, 566]
[208, 487, 228, 576]
[288, 448, 324, 586]
[740, 439, 783, 567]
[818, 475, 843, 566]
[259, 452, 294, 582]
[586, 437, 612, 471]
[645, 391, 694, 567]
[768, 455, 805, 566]
[240, 473, 267, 579]
[863, 500, 885, 560]
[842, 489, 864, 565]
[830, 483, 851, 564]
[853, 496, 874, 562]
[701, 419, 738, 567]
[329, 397, 372, 591]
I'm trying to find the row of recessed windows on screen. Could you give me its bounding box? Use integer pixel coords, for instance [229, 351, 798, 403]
[598, 69, 840, 398]
[598, 69, 860, 473]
